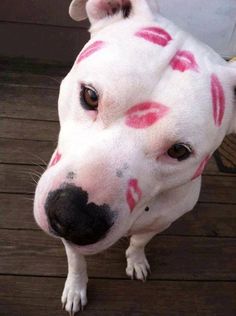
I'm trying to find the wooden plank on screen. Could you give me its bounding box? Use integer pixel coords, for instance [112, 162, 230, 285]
[0, 72, 62, 88]
[1, 193, 236, 237]
[0, 193, 38, 230]
[0, 229, 236, 280]
[0, 164, 43, 194]
[0, 118, 59, 141]
[1, 164, 236, 203]
[165, 202, 236, 237]
[0, 139, 55, 165]
[1, 276, 236, 316]
[0, 0, 89, 28]
[0, 60, 70, 77]
[0, 22, 89, 63]
[0, 86, 59, 121]
[200, 175, 236, 204]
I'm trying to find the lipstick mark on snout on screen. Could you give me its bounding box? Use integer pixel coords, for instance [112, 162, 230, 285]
[135, 27, 172, 47]
[125, 102, 169, 129]
[49, 151, 61, 168]
[76, 41, 105, 64]
[211, 74, 225, 127]
[170, 50, 199, 72]
[126, 179, 142, 212]
[191, 155, 211, 180]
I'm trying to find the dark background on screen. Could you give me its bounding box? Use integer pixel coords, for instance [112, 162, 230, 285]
[0, 0, 89, 64]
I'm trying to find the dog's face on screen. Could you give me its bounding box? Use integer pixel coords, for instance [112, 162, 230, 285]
[34, 0, 236, 254]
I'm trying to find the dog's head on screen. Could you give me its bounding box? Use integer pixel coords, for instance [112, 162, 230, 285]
[34, 0, 236, 254]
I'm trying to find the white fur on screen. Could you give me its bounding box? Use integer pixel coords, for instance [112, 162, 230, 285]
[34, 0, 236, 313]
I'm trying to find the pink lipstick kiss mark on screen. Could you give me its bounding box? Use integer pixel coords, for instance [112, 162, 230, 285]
[191, 155, 211, 180]
[170, 50, 199, 72]
[126, 179, 142, 212]
[125, 102, 169, 129]
[76, 41, 105, 64]
[211, 74, 225, 127]
[49, 151, 61, 168]
[135, 27, 172, 47]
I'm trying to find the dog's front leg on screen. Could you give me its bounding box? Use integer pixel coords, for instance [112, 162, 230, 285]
[62, 240, 88, 314]
[126, 232, 156, 281]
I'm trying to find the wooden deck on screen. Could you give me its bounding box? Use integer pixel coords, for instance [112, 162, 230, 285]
[0, 61, 236, 316]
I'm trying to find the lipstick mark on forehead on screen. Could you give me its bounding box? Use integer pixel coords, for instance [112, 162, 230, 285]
[211, 74, 225, 127]
[170, 50, 199, 72]
[76, 40, 105, 64]
[125, 102, 170, 129]
[135, 26, 172, 47]
[49, 151, 61, 168]
[126, 179, 142, 212]
[191, 155, 211, 180]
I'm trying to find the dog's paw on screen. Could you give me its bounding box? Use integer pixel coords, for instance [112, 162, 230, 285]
[126, 247, 150, 281]
[61, 273, 88, 315]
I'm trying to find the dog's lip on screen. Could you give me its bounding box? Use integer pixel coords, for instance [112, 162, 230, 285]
[170, 50, 199, 72]
[211, 74, 225, 127]
[125, 102, 169, 129]
[135, 26, 172, 47]
[76, 40, 105, 64]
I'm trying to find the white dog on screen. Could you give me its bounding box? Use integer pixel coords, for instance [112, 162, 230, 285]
[34, 0, 236, 314]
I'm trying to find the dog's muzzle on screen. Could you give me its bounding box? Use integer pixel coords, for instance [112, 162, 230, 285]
[45, 184, 114, 246]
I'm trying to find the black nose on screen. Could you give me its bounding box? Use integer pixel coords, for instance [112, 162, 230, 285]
[45, 184, 114, 246]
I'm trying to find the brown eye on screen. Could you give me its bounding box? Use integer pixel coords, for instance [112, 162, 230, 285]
[167, 143, 192, 161]
[80, 85, 98, 110]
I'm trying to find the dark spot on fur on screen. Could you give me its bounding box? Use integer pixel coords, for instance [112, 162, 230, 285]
[116, 163, 129, 178]
[116, 169, 123, 178]
[67, 171, 76, 180]
[145, 206, 150, 212]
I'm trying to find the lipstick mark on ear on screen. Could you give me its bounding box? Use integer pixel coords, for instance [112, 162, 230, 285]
[126, 179, 142, 212]
[170, 50, 199, 72]
[49, 151, 61, 168]
[211, 74, 225, 127]
[125, 102, 169, 129]
[135, 27, 172, 47]
[76, 41, 105, 64]
[191, 155, 211, 180]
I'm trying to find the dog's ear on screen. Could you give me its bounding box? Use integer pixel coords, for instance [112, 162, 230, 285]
[69, 0, 87, 21]
[69, 0, 159, 24]
[227, 60, 236, 134]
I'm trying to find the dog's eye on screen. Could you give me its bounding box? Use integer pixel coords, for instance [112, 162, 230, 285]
[167, 143, 192, 161]
[80, 85, 99, 110]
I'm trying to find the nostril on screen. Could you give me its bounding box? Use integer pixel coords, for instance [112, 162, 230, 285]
[45, 184, 114, 246]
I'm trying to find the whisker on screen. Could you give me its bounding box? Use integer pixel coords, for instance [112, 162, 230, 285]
[30, 175, 39, 185]
[28, 172, 42, 179]
[30, 164, 46, 172]
[26, 152, 49, 168]
[38, 74, 62, 85]
[22, 197, 34, 201]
